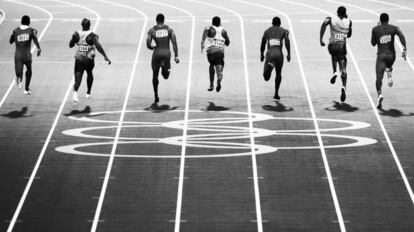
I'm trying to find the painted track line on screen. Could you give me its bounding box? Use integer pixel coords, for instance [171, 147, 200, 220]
[189, 0, 264, 231]
[0, 8, 5, 25]
[0, 0, 53, 110]
[88, 0, 147, 231]
[234, 0, 347, 231]
[6, 1, 100, 231]
[131, 1, 195, 231]
[325, 0, 414, 206]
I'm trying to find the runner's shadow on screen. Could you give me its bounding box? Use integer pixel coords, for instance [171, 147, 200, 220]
[204, 102, 230, 111]
[378, 108, 414, 117]
[262, 102, 293, 112]
[144, 103, 177, 113]
[1, 106, 33, 118]
[325, 101, 359, 112]
[64, 106, 92, 116]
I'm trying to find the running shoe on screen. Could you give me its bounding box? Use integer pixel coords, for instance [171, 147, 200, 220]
[208, 85, 214, 91]
[216, 82, 221, 92]
[86, 93, 91, 99]
[387, 69, 393, 87]
[377, 95, 383, 109]
[330, 72, 338, 84]
[274, 93, 280, 101]
[15, 77, 22, 88]
[73, 91, 79, 105]
[154, 96, 159, 103]
[340, 87, 346, 103]
[24, 89, 32, 95]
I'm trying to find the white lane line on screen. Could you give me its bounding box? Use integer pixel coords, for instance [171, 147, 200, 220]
[326, 0, 414, 207]
[5, 1, 98, 231]
[133, 1, 195, 231]
[87, 0, 147, 231]
[0, 0, 53, 110]
[189, 0, 264, 231]
[234, 0, 347, 231]
[0, 8, 5, 24]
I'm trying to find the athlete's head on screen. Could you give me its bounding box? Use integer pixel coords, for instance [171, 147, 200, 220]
[337, 6, 347, 18]
[272, 17, 281, 26]
[212, 16, 221, 27]
[81, 18, 91, 30]
[156, 14, 165, 24]
[380, 13, 389, 23]
[21, 15, 30, 26]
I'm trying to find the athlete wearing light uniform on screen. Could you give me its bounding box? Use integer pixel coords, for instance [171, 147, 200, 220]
[201, 16, 230, 92]
[371, 13, 407, 109]
[147, 14, 179, 103]
[9, 15, 41, 95]
[320, 6, 352, 103]
[69, 18, 111, 105]
[260, 17, 291, 101]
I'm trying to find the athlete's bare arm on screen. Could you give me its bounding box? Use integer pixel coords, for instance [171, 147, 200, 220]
[347, 20, 352, 38]
[32, 29, 41, 56]
[320, 17, 331, 46]
[146, 29, 155, 50]
[201, 27, 209, 53]
[260, 32, 267, 62]
[170, 29, 179, 63]
[396, 26, 407, 60]
[92, 35, 111, 64]
[9, 31, 15, 44]
[285, 30, 291, 62]
[69, 31, 79, 48]
[371, 28, 377, 47]
[222, 30, 230, 46]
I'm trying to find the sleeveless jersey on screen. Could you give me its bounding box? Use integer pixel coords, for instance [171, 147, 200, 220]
[206, 26, 226, 54]
[372, 24, 399, 54]
[75, 30, 96, 60]
[329, 17, 350, 44]
[264, 26, 287, 53]
[150, 25, 171, 51]
[12, 26, 36, 59]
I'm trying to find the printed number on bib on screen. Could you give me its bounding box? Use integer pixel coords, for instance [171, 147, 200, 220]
[380, 35, 391, 44]
[77, 45, 89, 52]
[156, 29, 168, 38]
[212, 40, 225, 48]
[269, 39, 280, 46]
[17, 34, 29, 42]
[334, 33, 345, 41]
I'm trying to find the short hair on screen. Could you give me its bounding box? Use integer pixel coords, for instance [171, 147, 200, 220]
[212, 16, 220, 27]
[337, 6, 347, 17]
[156, 14, 165, 23]
[81, 18, 91, 30]
[380, 13, 389, 23]
[272, 17, 281, 26]
[21, 15, 30, 26]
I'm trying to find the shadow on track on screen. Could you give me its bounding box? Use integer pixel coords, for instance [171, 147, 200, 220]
[262, 102, 293, 112]
[64, 106, 92, 116]
[144, 103, 178, 113]
[204, 102, 230, 111]
[378, 108, 414, 117]
[1, 106, 33, 118]
[325, 101, 359, 112]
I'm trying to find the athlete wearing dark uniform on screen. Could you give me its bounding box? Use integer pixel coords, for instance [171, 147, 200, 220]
[201, 16, 230, 92]
[260, 17, 291, 101]
[320, 6, 352, 103]
[69, 18, 111, 105]
[147, 14, 179, 103]
[371, 13, 407, 109]
[9, 15, 41, 95]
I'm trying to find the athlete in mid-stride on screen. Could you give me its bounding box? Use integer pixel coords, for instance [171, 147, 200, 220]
[320, 6, 352, 103]
[371, 13, 407, 109]
[201, 16, 230, 92]
[260, 16, 291, 101]
[147, 14, 179, 103]
[9, 15, 41, 95]
[69, 18, 111, 105]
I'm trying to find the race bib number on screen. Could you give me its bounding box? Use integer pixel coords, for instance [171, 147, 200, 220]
[17, 33, 29, 42]
[269, 39, 280, 46]
[380, 35, 391, 44]
[211, 39, 225, 48]
[155, 29, 168, 38]
[77, 45, 89, 52]
[334, 33, 345, 41]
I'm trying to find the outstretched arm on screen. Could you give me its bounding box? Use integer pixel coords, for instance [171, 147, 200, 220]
[347, 20, 352, 38]
[92, 35, 111, 64]
[396, 26, 407, 60]
[32, 29, 41, 56]
[170, 29, 179, 63]
[320, 17, 331, 46]
[285, 30, 291, 62]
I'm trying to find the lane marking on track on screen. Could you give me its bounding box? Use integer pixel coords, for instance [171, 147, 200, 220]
[6, 1, 98, 231]
[0, 8, 5, 25]
[233, 0, 347, 231]
[326, 0, 414, 207]
[87, 0, 147, 231]
[0, 0, 53, 110]
[188, 0, 265, 230]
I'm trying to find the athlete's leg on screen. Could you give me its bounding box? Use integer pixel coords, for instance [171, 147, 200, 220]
[86, 60, 95, 95]
[263, 55, 273, 81]
[215, 64, 223, 92]
[208, 64, 215, 91]
[152, 56, 161, 102]
[161, 55, 171, 80]
[274, 57, 284, 100]
[73, 60, 84, 92]
[338, 57, 347, 88]
[24, 61, 32, 91]
[14, 58, 24, 88]
[385, 53, 396, 87]
[375, 56, 387, 96]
